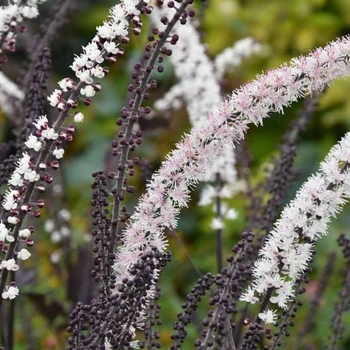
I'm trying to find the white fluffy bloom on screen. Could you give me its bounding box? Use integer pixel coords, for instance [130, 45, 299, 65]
[15, 152, 31, 174]
[113, 36, 350, 320]
[210, 218, 224, 230]
[0, 221, 12, 242]
[7, 216, 19, 225]
[103, 41, 119, 54]
[41, 128, 58, 140]
[240, 286, 259, 304]
[25, 135, 42, 151]
[19, 228, 31, 238]
[33, 115, 48, 129]
[53, 148, 65, 159]
[9, 172, 23, 187]
[47, 89, 62, 107]
[2, 189, 19, 211]
[214, 38, 263, 79]
[17, 249, 31, 260]
[83, 42, 101, 61]
[58, 78, 74, 92]
[75, 69, 93, 84]
[20, 5, 38, 18]
[71, 54, 89, 71]
[1, 259, 19, 271]
[258, 309, 278, 324]
[23, 170, 40, 182]
[58, 209, 71, 221]
[242, 132, 350, 309]
[80, 85, 96, 97]
[97, 22, 115, 39]
[152, 7, 221, 125]
[0, 72, 24, 118]
[74, 112, 84, 123]
[1, 285, 19, 300]
[91, 66, 105, 78]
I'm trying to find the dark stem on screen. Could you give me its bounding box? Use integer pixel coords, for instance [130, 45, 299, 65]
[215, 172, 223, 273]
[0, 83, 82, 309]
[7, 272, 15, 350]
[108, 0, 192, 281]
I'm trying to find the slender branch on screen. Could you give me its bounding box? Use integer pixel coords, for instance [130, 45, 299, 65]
[109, 0, 193, 279]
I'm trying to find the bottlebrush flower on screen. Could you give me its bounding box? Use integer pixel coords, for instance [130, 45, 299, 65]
[152, 5, 241, 229]
[0, 0, 47, 36]
[114, 35, 350, 298]
[241, 132, 350, 311]
[0, 0, 141, 305]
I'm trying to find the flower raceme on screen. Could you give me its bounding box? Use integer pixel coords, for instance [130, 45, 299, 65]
[241, 132, 350, 314]
[0, 0, 47, 62]
[151, 6, 261, 236]
[114, 36, 350, 308]
[0, 0, 144, 300]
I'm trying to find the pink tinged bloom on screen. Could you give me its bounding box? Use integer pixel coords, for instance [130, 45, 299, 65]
[115, 36, 350, 299]
[1, 259, 19, 271]
[47, 89, 63, 107]
[58, 78, 74, 92]
[168, 183, 189, 208]
[1, 285, 19, 300]
[33, 115, 48, 129]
